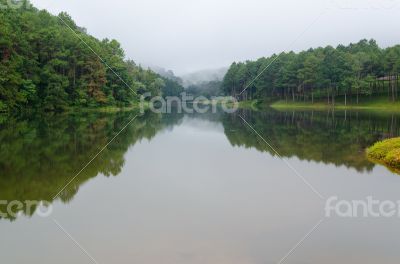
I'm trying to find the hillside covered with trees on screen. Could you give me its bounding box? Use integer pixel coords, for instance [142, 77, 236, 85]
[222, 39, 400, 104]
[0, 0, 183, 112]
[186, 80, 223, 97]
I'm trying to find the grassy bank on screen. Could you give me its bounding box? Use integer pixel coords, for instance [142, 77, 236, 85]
[269, 95, 400, 111]
[0, 102, 150, 115]
[367, 138, 400, 173]
[66, 102, 149, 113]
[236, 100, 262, 110]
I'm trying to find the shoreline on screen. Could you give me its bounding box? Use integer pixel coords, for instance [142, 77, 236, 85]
[367, 138, 400, 174]
[0, 102, 150, 115]
[236, 96, 400, 112]
[271, 102, 400, 112]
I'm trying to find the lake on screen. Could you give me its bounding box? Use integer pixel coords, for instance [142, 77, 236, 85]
[1, 108, 400, 264]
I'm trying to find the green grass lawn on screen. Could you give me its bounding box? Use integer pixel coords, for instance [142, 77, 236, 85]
[367, 138, 400, 173]
[236, 100, 263, 110]
[270, 95, 400, 112]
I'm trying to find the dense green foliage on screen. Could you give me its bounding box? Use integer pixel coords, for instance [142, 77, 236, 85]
[367, 137, 400, 171]
[186, 80, 223, 97]
[222, 39, 400, 103]
[162, 78, 185, 97]
[0, 1, 183, 112]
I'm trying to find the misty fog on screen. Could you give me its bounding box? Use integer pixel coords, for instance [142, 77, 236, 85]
[31, 0, 400, 76]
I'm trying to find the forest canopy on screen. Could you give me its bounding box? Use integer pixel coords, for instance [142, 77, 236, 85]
[0, 0, 183, 112]
[222, 39, 400, 103]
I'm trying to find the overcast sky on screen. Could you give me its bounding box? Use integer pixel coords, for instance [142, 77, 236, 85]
[31, 0, 400, 75]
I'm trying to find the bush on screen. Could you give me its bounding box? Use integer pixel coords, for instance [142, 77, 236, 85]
[367, 138, 400, 170]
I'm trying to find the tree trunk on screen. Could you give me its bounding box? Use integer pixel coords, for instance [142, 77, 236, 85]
[311, 85, 314, 104]
[392, 76, 395, 102]
[356, 89, 359, 104]
[292, 88, 295, 102]
[387, 78, 390, 99]
[285, 88, 288, 103]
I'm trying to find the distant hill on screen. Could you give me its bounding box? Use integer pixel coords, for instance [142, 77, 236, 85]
[180, 67, 228, 88]
[147, 65, 183, 84]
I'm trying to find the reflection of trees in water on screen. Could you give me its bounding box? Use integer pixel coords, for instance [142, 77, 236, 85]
[2, 109, 399, 220]
[0, 111, 183, 220]
[222, 109, 400, 172]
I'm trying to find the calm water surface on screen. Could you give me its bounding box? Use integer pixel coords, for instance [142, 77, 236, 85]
[1, 109, 400, 263]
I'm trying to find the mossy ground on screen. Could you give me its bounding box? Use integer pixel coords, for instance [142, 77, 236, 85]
[237, 100, 262, 110]
[367, 138, 400, 173]
[270, 95, 400, 111]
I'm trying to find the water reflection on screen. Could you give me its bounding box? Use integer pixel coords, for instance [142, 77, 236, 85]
[0, 111, 183, 220]
[222, 109, 400, 172]
[0, 108, 399, 221]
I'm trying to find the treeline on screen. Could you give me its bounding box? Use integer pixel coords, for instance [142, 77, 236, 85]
[0, 1, 183, 112]
[186, 81, 223, 97]
[222, 39, 400, 103]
